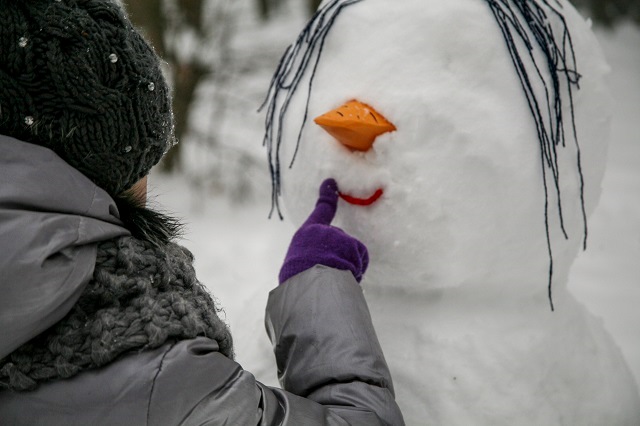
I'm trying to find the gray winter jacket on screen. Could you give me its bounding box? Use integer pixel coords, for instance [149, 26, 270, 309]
[0, 135, 404, 425]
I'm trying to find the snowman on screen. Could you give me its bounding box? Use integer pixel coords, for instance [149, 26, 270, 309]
[262, 0, 640, 424]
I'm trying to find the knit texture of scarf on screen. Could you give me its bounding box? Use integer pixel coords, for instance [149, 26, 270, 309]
[0, 236, 234, 391]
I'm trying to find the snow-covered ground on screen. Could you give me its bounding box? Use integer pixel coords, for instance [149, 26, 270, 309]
[153, 16, 640, 396]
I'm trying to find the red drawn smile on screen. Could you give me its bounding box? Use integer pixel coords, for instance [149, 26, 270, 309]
[339, 188, 384, 206]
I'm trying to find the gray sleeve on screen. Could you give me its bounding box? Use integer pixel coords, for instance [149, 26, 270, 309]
[147, 339, 395, 426]
[264, 265, 404, 426]
[146, 266, 403, 426]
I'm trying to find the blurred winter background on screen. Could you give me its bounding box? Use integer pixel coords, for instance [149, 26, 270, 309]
[123, 0, 640, 388]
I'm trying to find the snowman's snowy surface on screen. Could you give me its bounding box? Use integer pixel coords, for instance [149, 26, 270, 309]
[272, 0, 610, 297]
[264, 0, 640, 423]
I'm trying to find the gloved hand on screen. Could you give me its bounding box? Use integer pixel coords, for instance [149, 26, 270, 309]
[279, 179, 369, 284]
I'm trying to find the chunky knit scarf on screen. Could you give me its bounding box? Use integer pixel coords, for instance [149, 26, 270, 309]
[0, 236, 233, 391]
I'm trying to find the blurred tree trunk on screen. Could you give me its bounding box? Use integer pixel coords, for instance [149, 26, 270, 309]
[570, 0, 640, 26]
[124, 0, 166, 57]
[257, 0, 271, 20]
[257, 0, 319, 21]
[170, 62, 208, 171]
[308, 0, 321, 15]
[257, 0, 295, 20]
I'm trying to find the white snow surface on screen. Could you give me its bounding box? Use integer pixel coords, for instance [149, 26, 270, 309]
[153, 3, 640, 425]
[275, 0, 610, 298]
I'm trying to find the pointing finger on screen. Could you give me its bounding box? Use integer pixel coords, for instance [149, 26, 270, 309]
[303, 178, 339, 226]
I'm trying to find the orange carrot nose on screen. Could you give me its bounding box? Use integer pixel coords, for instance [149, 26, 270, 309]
[314, 100, 396, 151]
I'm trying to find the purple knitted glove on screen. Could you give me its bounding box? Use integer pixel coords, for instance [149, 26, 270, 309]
[279, 179, 369, 284]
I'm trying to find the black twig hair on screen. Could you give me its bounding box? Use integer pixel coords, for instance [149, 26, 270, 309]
[260, 0, 364, 219]
[483, 0, 584, 310]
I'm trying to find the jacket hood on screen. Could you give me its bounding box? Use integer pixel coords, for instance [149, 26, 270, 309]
[0, 135, 129, 360]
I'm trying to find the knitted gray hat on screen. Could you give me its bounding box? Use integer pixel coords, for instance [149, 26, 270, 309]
[0, 0, 174, 196]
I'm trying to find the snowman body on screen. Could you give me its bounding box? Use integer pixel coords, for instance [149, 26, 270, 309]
[364, 285, 639, 425]
[265, 0, 640, 423]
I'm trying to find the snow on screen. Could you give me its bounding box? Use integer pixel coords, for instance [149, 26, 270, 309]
[268, 0, 611, 298]
[568, 21, 640, 393]
[152, 2, 640, 424]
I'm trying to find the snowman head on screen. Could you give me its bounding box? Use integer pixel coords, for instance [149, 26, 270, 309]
[263, 0, 610, 306]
